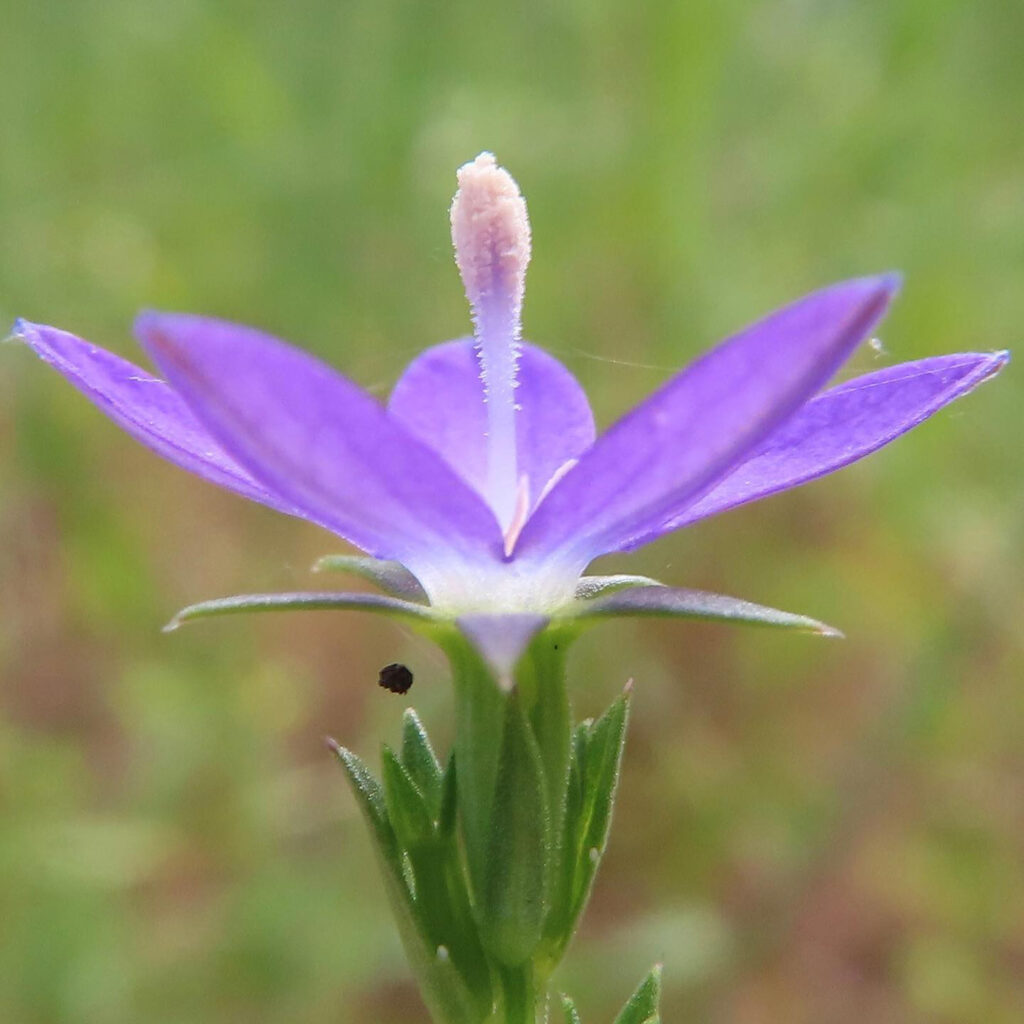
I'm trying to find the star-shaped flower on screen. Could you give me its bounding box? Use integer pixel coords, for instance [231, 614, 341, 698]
[11, 153, 1007, 678]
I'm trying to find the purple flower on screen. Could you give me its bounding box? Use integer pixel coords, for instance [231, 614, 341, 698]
[11, 153, 1007, 674]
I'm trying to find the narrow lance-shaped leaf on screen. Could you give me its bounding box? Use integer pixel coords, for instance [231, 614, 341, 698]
[560, 994, 584, 1024]
[438, 753, 458, 840]
[400, 708, 444, 816]
[381, 745, 436, 850]
[329, 742, 481, 1024]
[383, 726, 495, 1017]
[574, 688, 630, 920]
[542, 686, 630, 966]
[612, 964, 662, 1024]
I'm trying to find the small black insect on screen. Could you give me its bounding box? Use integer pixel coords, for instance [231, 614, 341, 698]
[378, 663, 414, 695]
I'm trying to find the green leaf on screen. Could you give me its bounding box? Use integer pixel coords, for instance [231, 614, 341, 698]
[400, 708, 444, 816]
[381, 744, 436, 849]
[330, 742, 481, 1024]
[565, 585, 842, 637]
[312, 554, 429, 603]
[163, 590, 437, 631]
[542, 687, 630, 966]
[405, 841, 495, 1017]
[438, 753, 458, 839]
[574, 687, 630, 914]
[479, 689, 550, 966]
[560, 993, 583, 1024]
[612, 964, 662, 1024]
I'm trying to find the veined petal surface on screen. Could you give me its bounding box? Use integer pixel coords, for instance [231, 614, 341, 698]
[514, 275, 900, 563]
[135, 314, 504, 573]
[14, 321, 312, 523]
[388, 338, 596, 515]
[669, 350, 1010, 530]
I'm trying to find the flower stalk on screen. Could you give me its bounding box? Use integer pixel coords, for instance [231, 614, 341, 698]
[333, 624, 636, 1023]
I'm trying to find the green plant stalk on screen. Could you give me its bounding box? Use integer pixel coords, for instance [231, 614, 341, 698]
[335, 624, 655, 1023]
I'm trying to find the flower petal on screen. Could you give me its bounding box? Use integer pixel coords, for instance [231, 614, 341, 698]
[669, 350, 1010, 528]
[12, 321, 312, 522]
[164, 590, 438, 632]
[135, 313, 504, 572]
[566, 585, 841, 636]
[387, 339, 596, 515]
[514, 276, 900, 563]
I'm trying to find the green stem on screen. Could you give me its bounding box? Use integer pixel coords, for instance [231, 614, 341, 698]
[497, 962, 536, 1024]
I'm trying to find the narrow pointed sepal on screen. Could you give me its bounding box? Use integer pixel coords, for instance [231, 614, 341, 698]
[613, 964, 663, 1024]
[163, 590, 438, 632]
[312, 554, 429, 603]
[567, 585, 842, 637]
[574, 575, 665, 600]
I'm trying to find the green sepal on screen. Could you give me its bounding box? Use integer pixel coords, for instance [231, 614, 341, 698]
[566, 585, 841, 637]
[573, 574, 664, 600]
[612, 964, 662, 1024]
[163, 589, 437, 632]
[312, 554, 429, 603]
[541, 685, 630, 967]
[478, 688, 551, 966]
[560, 993, 583, 1024]
[330, 742, 483, 1024]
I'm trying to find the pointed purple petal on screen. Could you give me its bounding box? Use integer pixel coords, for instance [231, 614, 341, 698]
[569, 585, 841, 636]
[13, 320, 314, 522]
[671, 350, 1009, 529]
[514, 276, 900, 562]
[388, 338, 596, 515]
[164, 590, 438, 631]
[134, 313, 504, 570]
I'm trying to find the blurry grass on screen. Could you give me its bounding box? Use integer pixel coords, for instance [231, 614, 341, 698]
[1, 0, 1022, 1021]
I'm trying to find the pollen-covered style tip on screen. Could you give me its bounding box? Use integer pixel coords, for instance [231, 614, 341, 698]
[450, 152, 532, 314]
[449, 152, 534, 529]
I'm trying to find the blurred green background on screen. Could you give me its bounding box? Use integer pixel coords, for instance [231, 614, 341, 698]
[1, 0, 1021, 1021]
